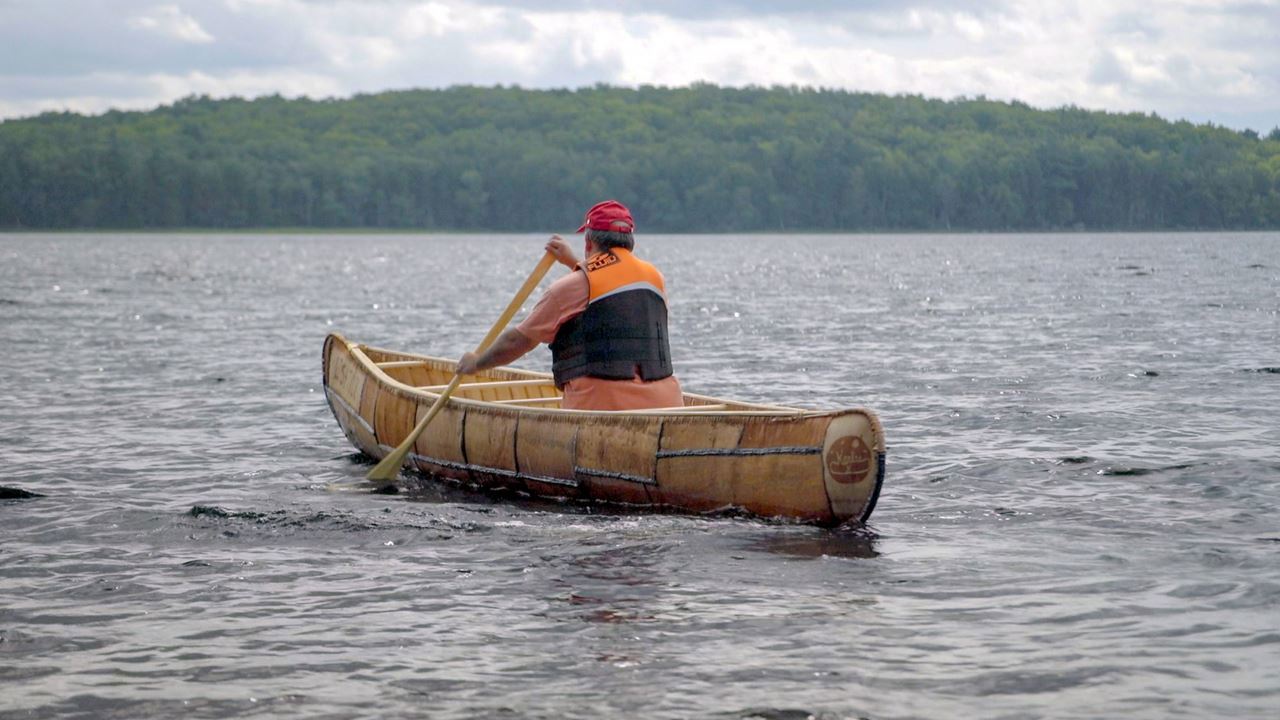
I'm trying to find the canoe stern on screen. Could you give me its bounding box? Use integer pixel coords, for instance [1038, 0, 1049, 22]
[820, 411, 885, 525]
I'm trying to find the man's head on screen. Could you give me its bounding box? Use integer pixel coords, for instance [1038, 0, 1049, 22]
[577, 200, 635, 253]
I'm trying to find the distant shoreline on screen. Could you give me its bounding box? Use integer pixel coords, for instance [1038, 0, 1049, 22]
[6, 88, 1278, 234]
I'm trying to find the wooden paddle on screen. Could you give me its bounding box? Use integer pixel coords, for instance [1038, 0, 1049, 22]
[365, 251, 557, 484]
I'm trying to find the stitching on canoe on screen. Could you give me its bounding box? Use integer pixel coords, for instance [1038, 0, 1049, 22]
[459, 406, 471, 482]
[656, 446, 821, 458]
[574, 466, 657, 486]
[404, 452, 580, 488]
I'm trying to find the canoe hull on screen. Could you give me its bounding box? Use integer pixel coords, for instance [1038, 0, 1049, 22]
[322, 333, 884, 527]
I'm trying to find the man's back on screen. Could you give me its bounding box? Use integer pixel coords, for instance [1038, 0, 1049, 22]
[517, 262, 683, 411]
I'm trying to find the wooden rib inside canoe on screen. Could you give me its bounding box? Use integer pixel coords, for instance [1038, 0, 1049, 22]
[322, 332, 886, 527]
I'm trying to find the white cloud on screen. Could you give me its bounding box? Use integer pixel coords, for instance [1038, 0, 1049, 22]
[0, 0, 1277, 130]
[128, 4, 215, 44]
[0, 69, 344, 119]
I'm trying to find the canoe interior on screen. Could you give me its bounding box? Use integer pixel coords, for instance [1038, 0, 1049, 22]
[359, 344, 796, 413]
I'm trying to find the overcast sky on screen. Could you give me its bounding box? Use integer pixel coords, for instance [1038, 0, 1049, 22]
[2, 0, 1277, 131]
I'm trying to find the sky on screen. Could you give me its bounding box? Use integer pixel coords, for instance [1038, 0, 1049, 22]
[1, 0, 1278, 131]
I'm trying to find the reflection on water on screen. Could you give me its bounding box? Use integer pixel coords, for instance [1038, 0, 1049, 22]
[751, 527, 880, 561]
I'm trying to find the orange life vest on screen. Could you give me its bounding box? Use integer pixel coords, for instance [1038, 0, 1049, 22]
[549, 248, 674, 388]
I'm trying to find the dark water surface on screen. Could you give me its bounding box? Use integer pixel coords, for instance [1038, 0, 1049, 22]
[2, 232, 1278, 719]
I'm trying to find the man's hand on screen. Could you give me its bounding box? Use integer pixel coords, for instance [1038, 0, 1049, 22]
[453, 329, 538, 378]
[456, 351, 480, 376]
[546, 235, 580, 269]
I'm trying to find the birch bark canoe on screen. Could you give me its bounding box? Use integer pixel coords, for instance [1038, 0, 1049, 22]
[323, 332, 885, 526]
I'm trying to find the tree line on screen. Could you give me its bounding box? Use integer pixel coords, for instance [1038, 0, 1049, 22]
[2, 84, 1279, 231]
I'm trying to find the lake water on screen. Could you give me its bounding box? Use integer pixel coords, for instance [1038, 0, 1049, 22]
[1, 232, 1278, 719]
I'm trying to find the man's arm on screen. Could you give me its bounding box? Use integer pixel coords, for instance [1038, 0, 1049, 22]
[454, 235, 580, 376]
[456, 327, 538, 376]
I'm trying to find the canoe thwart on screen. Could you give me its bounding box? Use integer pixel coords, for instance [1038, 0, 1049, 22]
[619, 404, 731, 413]
[416, 378, 557, 392]
[377, 360, 436, 369]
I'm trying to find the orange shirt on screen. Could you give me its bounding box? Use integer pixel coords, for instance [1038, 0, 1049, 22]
[517, 269, 683, 411]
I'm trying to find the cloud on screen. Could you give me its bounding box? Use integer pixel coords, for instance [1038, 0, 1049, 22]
[0, 68, 344, 120]
[128, 4, 215, 44]
[0, 0, 1277, 131]
[418, 0, 1009, 22]
[1089, 49, 1130, 88]
[1065, 1, 1278, 127]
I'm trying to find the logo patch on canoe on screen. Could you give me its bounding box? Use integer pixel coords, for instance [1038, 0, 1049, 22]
[826, 436, 872, 484]
[586, 252, 619, 272]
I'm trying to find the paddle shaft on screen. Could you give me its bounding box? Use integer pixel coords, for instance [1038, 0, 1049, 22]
[366, 251, 557, 482]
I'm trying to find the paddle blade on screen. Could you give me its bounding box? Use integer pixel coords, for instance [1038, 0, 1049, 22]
[364, 384, 454, 482]
[366, 439, 413, 482]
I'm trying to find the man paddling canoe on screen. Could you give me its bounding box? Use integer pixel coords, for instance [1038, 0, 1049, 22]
[456, 200, 683, 410]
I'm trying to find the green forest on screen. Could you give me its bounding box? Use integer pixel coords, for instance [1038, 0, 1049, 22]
[2, 84, 1279, 231]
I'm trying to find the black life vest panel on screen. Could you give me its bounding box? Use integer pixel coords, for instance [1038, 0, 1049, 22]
[549, 248, 674, 388]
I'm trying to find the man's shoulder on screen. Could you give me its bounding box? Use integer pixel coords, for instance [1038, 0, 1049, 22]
[543, 268, 589, 304]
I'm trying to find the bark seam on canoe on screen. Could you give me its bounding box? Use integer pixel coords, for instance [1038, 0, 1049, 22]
[655, 446, 821, 458]
[512, 409, 522, 480]
[326, 388, 375, 437]
[650, 419, 668, 501]
[857, 452, 887, 525]
[574, 466, 657, 486]
[405, 453, 580, 488]
[459, 406, 472, 484]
